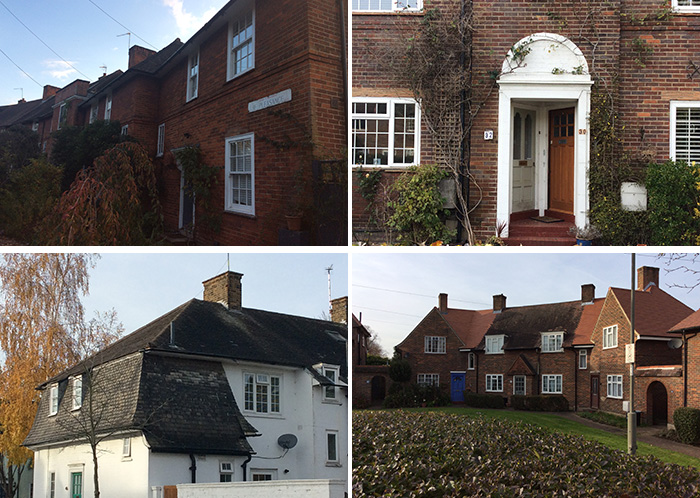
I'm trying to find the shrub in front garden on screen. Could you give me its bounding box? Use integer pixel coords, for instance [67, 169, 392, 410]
[353, 410, 700, 497]
[383, 383, 451, 408]
[674, 407, 700, 445]
[511, 394, 569, 412]
[463, 392, 505, 409]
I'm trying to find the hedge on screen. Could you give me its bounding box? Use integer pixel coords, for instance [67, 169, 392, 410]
[511, 394, 569, 412]
[674, 407, 700, 445]
[463, 392, 506, 409]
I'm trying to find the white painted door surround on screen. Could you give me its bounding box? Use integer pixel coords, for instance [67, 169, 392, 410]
[496, 33, 593, 236]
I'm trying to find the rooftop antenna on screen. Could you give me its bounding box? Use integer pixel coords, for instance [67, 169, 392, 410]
[13, 88, 23, 100]
[326, 265, 333, 315]
[227, 253, 230, 272]
[117, 32, 131, 51]
[99, 65, 107, 76]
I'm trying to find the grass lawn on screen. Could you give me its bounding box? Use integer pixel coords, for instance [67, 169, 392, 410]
[405, 406, 700, 470]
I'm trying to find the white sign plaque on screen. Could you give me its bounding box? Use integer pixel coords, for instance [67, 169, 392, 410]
[625, 343, 635, 364]
[248, 89, 292, 113]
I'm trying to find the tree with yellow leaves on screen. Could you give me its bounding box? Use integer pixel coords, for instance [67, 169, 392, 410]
[0, 254, 122, 498]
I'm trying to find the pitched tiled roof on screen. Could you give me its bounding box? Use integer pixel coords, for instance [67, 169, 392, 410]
[668, 307, 700, 334]
[442, 308, 495, 349]
[610, 285, 693, 338]
[0, 99, 43, 127]
[572, 298, 605, 346]
[130, 39, 183, 74]
[24, 353, 256, 455]
[481, 300, 585, 350]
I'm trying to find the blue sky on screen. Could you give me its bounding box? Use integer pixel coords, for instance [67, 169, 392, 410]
[353, 252, 700, 355]
[81, 252, 348, 337]
[0, 0, 229, 106]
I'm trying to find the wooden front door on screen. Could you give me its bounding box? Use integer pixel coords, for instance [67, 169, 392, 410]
[590, 375, 599, 410]
[451, 372, 466, 403]
[549, 107, 575, 214]
[512, 109, 536, 212]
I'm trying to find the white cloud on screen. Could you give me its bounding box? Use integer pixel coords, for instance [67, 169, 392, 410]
[43, 60, 78, 80]
[162, 0, 220, 40]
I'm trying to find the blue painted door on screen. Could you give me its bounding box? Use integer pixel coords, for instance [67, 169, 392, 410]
[451, 372, 466, 402]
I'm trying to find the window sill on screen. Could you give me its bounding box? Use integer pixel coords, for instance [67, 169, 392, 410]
[485, 351, 504, 355]
[226, 67, 255, 85]
[325, 462, 342, 468]
[224, 209, 256, 219]
[424, 351, 447, 354]
[352, 11, 423, 16]
[243, 411, 283, 420]
[186, 96, 198, 104]
[322, 398, 342, 405]
[121, 457, 132, 462]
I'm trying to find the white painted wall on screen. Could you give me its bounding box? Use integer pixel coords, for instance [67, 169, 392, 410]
[176, 479, 347, 498]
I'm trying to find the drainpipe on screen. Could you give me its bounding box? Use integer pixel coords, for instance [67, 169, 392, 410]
[189, 454, 196, 483]
[574, 348, 578, 412]
[241, 454, 253, 481]
[683, 331, 698, 407]
[337, 0, 348, 133]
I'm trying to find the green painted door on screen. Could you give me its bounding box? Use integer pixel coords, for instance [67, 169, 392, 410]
[71, 472, 82, 498]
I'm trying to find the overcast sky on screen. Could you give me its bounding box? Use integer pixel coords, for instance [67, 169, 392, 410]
[1, 0, 229, 105]
[80, 252, 348, 336]
[352, 252, 700, 356]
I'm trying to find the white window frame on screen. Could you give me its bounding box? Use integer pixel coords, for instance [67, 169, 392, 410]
[227, 5, 255, 81]
[225, 133, 255, 215]
[104, 95, 112, 122]
[122, 437, 131, 458]
[57, 103, 68, 130]
[607, 374, 623, 399]
[603, 325, 618, 349]
[121, 124, 128, 136]
[157, 123, 165, 157]
[485, 374, 503, 392]
[251, 469, 276, 481]
[244, 372, 281, 414]
[672, 0, 700, 13]
[541, 332, 564, 353]
[32, 121, 39, 132]
[417, 373, 439, 387]
[326, 430, 340, 466]
[322, 365, 339, 400]
[352, 97, 420, 167]
[424, 336, 446, 354]
[71, 376, 82, 410]
[89, 104, 98, 124]
[485, 335, 504, 354]
[670, 101, 700, 163]
[219, 461, 233, 482]
[467, 352, 475, 370]
[187, 50, 199, 102]
[541, 374, 563, 394]
[49, 384, 58, 416]
[579, 349, 588, 370]
[352, 0, 423, 12]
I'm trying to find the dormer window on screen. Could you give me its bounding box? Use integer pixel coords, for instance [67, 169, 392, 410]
[485, 335, 504, 354]
[322, 365, 339, 400]
[49, 384, 59, 416]
[541, 332, 563, 353]
[71, 376, 82, 410]
[227, 6, 255, 81]
[187, 50, 199, 101]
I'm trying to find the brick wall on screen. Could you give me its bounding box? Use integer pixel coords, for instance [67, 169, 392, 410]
[687, 333, 700, 408]
[353, 365, 391, 408]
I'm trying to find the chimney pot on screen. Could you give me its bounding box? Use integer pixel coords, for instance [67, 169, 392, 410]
[493, 294, 506, 313]
[581, 284, 595, 304]
[438, 293, 448, 313]
[637, 266, 659, 291]
[202, 271, 243, 310]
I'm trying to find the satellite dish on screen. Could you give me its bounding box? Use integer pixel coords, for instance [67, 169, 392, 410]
[668, 338, 683, 349]
[277, 434, 298, 450]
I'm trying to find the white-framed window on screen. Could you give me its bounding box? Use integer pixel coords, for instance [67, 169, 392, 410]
[579, 350, 588, 370]
[670, 101, 700, 163]
[323, 365, 339, 400]
[187, 50, 199, 101]
[417, 373, 439, 387]
[251, 469, 276, 481]
[467, 352, 475, 370]
[122, 437, 131, 457]
[49, 472, 56, 498]
[89, 104, 98, 124]
[57, 103, 68, 130]
[157, 123, 165, 157]
[424, 336, 446, 354]
[104, 95, 112, 121]
[32, 121, 39, 132]
[672, 0, 700, 13]
[225, 133, 255, 215]
[121, 124, 128, 136]
[49, 384, 58, 416]
[244, 372, 281, 414]
[541, 332, 564, 353]
[603, 325, 618, 349]
[352, 0, 422, 12]
[485, 335, 504, 354]
[326, 430, 340, 465]
[485, 374, 503, 392]
[607, 375, 623, 399]
[542, 374, 562, 394]
[71, 376, 82, 410]
[220, 461, 233, 482]
[352, 98, 420, 167]
[227, 6, 255, 81]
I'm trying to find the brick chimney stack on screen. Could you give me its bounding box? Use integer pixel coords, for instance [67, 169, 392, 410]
[202, 271, 243, 310]
[129, 45, 156, 69]
[637, 266, 659, 291]
[581, 284, 595, 304]
[330, 296, 347, 324]
[493, 294, 506, 313]
[438, 293, 448, 313]
[43, 85, 60, 100]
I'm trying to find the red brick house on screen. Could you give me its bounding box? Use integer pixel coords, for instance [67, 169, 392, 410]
[352, 0, 700, 244]
[388, 266, 697, 424]
[353, 314, 391, 407]
[668, 301, 700, 413]
[4, 0, 347, 246]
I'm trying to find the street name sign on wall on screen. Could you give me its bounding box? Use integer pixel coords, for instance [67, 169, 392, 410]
[248, 89, 292, 113]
